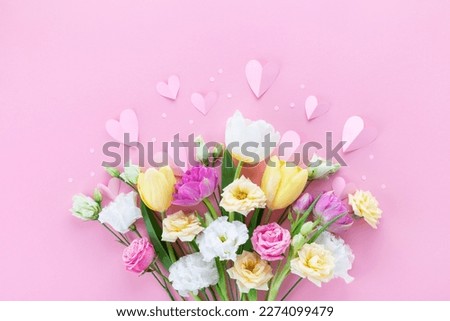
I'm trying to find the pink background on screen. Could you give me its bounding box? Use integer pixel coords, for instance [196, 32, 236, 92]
[1, 0, 450, 300]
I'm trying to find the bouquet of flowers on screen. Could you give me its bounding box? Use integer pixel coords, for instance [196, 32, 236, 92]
[71, 110, 382, 301]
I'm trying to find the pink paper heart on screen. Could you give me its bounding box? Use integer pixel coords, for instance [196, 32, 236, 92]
[191, 92, 218, 115]
[278, 130, 301, 162]
[156, 75, 180, 100]
[342, 116, 378, 153]
[97, 178, 131, 201]
[305, 95, 330, 120]
[105, 109, 139, 146]
[245, 59, 280, 98]
[332, 176, 357, 200]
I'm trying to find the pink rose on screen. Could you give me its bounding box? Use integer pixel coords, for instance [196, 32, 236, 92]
[122, 238, 156, 273]
[251, 223, 291, 261]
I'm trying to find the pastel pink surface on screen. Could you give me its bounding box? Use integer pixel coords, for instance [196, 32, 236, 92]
[1, 0, 450, 301]
[105, 109, 139, 145]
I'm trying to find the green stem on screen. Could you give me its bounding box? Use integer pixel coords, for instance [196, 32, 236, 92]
[166, 242, 177, 263]
[281, 278, 303, 301]
[263, 209, 273, 225]
[203, 198, 219, 219]
[100, 223, 128, 246]
[152, 263, 176, 301]
[192, 293, 202, 301]
[267, 263, 291, 301]
[277, 206, 291, 225]
[234, 160, 243, 180]
[130, 224, 142, 238]
[201, 289, 210, 301]
[215, 259, 230, 300]
[208, 287, 218, 301]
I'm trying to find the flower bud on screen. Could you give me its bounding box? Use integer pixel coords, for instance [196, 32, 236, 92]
[71, 194, 101, 221]
[212, 143, 224, 159]
[93, 188, 103, 203]
[104, 166, 120, 178]
[195, 135, 209, 163]
[300, 221, 314, 236]
[307, 154, 340, 180]
[291, 234, 306, 252]
[120, 162, 140, 185]
[292, 193, 314, 214]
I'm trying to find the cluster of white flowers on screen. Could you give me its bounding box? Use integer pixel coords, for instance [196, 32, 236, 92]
[196, 217, 248, 262]
[168, 253, 219, 297]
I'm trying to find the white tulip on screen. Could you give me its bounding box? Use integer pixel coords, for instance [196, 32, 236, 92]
[225, 110, 280, 163]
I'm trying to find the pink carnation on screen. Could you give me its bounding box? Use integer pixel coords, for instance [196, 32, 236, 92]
[122, 238, 155, 273]
[251, 223, 291, 261]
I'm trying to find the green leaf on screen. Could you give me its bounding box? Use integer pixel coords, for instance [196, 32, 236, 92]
[308, 213, 346, 244]
[221, 149, 236, 190]
[292, 193, 322, 235]
[248, 289, 258, 301]
[214, 258, 230, 300]
[141, 203, 172, 270]
[243, 208, 263, 251]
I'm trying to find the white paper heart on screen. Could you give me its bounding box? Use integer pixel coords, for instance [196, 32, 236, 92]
[105, 109, 139, 146]
[342, 116, 378, 153]
[245, 59, 280, 98]
[278, 130, 301, 161]
[156, 75, 180, 100]
[332, 176, 357, 200]
[191, 92, 218, 115]
[305, 95, 330, 120]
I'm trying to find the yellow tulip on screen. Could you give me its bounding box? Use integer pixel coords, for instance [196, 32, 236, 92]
[261, 156, 308, 210]
[137, 166, 176, 212]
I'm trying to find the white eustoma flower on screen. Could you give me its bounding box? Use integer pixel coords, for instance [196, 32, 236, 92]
[316, 231, 355, 283]
[71, 194, 101, 221]
[98, 192, 142, 233]
[168, 253, 219, 297]
[307, 154, 341, 180]
[197, 217, 248, 262]
[120, 163, 140, 185]
[225, 110, 280, 163]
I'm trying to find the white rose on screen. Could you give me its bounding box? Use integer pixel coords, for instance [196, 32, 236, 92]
[225, 110, 280, 163]
[71, 194, 101, 221]
[98, 192, 142, 233]
[168, 253, 219, 297]
[219, 176, 266, 216]
[196, 217, 248, 262]
[316, 231, 355, 283]
[161, 211, 204, 242]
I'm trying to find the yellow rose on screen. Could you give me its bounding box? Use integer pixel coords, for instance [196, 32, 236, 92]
[227, 251, 273, 293]
[161, 211, 204, 242]
[261, 156, 308, 210]
[348, 190, 382, 229]
[137, 166, 176, 212]
[219, 176, 266, 216]
[290, 243, 335, 287]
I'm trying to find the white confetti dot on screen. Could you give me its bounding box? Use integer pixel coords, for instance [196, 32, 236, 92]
[289, 102, 295, 108]
[381, 184, 386, 189]
[90, 171, 95, 177]
[300, 84, 305, 89]
[89, 148, 95, 154]
[218, 68, 224, 74]
[227, 93, 232, 98]
[162, 113, 167, 119]
[209, 76, 215, 82]
[274, 105, 280, 111]
[361, 175, 367, 181]
[151, 137, 157, 143]
[68, 178, 73, 183]
[369, 154, 374, 160]
[189, 120, 194, 125]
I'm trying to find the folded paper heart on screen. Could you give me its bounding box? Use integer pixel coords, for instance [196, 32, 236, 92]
[156, 75, 180, 100]
[97, 178, 131, 201]
[191, 92, 218, 115]
[278, 130, 301, 162]
[332, 176, 357, 200]
[305, 95, 330, 120]
[245, 59, 280, 98]
[105, 109, 139, 146]
[342, 116, 378, 153]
